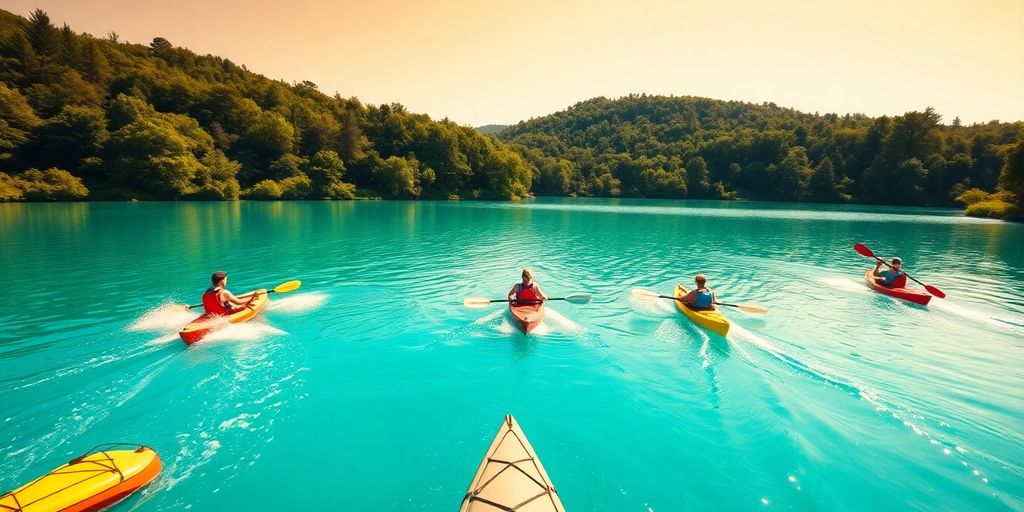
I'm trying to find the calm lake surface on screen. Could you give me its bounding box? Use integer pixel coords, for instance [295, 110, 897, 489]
[1, 198, 1022, 511]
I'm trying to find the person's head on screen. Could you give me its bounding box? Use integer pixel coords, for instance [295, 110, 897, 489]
[695, 274, 707, 287]
[891, 257, 902, 269]
[211, 271, 227, 286]
[521, 268, 533, 283]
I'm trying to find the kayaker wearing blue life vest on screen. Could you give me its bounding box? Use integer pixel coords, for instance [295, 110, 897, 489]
[508, 268, 548, 305]
[679, 274, 717, 310]
[202, 271, 259, 314]
[873, 257, 908, 288]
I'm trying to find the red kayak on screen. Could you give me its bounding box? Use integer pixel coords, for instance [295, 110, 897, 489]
[509, 302, 544, 333]
[864, 270, 931, 305]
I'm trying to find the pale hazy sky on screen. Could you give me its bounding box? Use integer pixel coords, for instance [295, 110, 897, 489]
[5, 0, 1023, 126]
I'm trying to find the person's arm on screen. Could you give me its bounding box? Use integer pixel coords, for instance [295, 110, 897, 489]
[221, 289, 257, 307]
[712, 292, 718, 305]
[872, 261, 884, 277]
[535, 285, 548, 301]
[507, 284, 519, 301]
[679, 290, 696, 304]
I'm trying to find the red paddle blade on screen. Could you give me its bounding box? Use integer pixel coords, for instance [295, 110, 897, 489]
[925, 285, 946, 298]
[853, 243, 874, 257]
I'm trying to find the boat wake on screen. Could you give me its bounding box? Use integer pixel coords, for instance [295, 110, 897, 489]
[127, 304, 196, 332]
[266, 292, 328, 312]
[930, 300, 1024, 339]
[542, 308, 587, 336]
[729, 325, 995, 490]
[817, 276, 871, 295]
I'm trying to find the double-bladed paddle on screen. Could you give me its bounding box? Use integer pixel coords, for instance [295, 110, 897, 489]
[183, 280, 302, 310]
[630, 287, 768, 314]
[463, 293, 591, 309]
[853, 243, 945, 298]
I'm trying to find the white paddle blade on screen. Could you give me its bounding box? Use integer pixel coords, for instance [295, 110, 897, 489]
[564, 293, 591, 304]
[735, 303, 768, 314]
[463, 297, 493, 308]
[629, 287, 660, 300]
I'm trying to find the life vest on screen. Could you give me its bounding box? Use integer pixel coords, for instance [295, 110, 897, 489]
[202, 287, 231, 314]
[694, 288, 714, 308]
[886, 271, 908, 288]
[516, 283, 539, 303]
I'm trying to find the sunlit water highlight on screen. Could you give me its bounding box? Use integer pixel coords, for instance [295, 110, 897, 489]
[1, 199, 1021, 511]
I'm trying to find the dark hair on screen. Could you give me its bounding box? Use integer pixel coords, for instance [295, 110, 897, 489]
[211, 271, 227, 285]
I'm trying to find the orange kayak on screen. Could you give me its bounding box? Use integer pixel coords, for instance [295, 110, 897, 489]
[0, 444, 161, 512]
[179, 289, 268, 345]
[509, 302, 544, 333]
[460, 415, 565, 511]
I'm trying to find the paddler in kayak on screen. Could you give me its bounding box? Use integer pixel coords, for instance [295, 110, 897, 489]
[678, 274, 717, 310]
[872, 257, 908, 288]
[203, 271, 260, 314]
[508, 268, 548, 305]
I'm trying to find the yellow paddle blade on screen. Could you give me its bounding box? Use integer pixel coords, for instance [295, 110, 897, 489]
[735, 303, 768, 314]
[463, 296, 493, 308]
[630, 287, 661, 300]
[273, 280, 302, 294]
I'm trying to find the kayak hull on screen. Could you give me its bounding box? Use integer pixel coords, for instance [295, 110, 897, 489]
[864, 270, 931, 305]
[674, 284, 730, 336]
[460, 415, 565, 512]
[179, 289, 268, 345]
[0, 445, 161, 512]
[509, 302, 544, 334]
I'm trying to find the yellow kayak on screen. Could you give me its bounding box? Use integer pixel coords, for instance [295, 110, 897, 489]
[0, 444, 161, 512]
[674, 284, 730, 336]
[460, 415, 565, 511]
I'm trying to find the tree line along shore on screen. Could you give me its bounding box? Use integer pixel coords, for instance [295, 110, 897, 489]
[1, 9, 1021, 220]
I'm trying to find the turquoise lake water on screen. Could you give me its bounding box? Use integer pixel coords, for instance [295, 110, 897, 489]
[1, 198, 1023, 511]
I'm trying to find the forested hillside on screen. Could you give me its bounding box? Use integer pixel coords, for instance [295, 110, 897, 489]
[1, 8, 1021, 218]
[499, 95, 1023, 215]
[0, 9, 533, 201]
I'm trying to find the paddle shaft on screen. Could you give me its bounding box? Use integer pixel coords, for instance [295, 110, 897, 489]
[491, 297, 570, 304]
[656, 294, 736, 308]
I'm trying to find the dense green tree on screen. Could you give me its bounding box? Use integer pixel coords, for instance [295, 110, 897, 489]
[0, 167, 88, 200]
[685, 156, 710, 198]
[808, 156, 839, 202]
[774, 146, 812, 201]
[883, 108, 942, 164]
[375, 155, 420, 198]
[244, 179, 282, 200]
[104, 95, 239, 198]
[0, 82, 40, 161]
[305, 149, 355, 198]
[22, 104, 107, 173]
[1000, 139, 1024, 204]
[236, 110, 295, 181]
[23, 68, 102, 117]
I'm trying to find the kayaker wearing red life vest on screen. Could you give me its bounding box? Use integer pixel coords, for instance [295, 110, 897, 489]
[679, 274, 717, 310]
[872, 257, 908, 288]
[202, 271, 259, 314]
[508, 268, 548, 305]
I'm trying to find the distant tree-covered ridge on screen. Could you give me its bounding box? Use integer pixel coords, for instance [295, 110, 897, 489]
[0, 8, 533, 201]
[0, 8, 1021, 219]
[475, 124, 508, 135]
[498, 95, 1023, 218]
